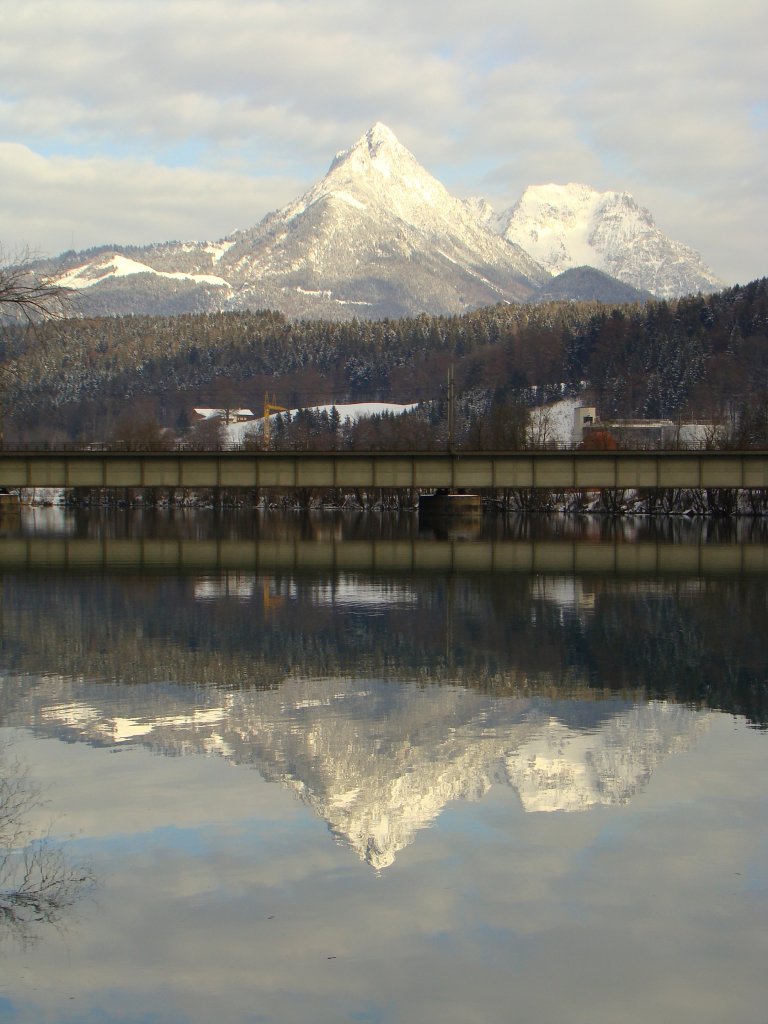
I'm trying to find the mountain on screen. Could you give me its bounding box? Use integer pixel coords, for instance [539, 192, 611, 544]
[219, 122, 549, 317]
[48, 124, 549, 320]
[498, 183, 724, 299]
[530, 265, 652, 304]
[40, 127, 724, 319]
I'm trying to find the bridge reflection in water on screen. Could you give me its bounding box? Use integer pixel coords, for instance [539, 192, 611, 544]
[1, 535, 766, 574]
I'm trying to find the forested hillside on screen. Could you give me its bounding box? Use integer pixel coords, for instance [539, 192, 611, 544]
[1, 279, 766, 445]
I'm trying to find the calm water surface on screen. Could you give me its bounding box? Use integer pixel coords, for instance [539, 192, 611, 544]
[0, 510, 766, 1023]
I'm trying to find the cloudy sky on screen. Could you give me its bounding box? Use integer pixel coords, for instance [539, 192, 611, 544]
[1, 0, 765, 284]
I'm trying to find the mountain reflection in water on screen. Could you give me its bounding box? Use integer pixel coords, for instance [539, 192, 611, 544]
[21, 680, 708, 869]
[1, 557, 763, 867]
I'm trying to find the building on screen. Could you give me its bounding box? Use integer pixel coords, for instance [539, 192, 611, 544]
[193, 408, 255, 425]
[574, 406, 721, 449]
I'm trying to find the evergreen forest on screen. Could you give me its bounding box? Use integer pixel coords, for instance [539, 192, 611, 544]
[0, 278, 766, 448]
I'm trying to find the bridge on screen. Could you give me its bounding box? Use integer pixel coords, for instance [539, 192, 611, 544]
[0, 446, 766, 491]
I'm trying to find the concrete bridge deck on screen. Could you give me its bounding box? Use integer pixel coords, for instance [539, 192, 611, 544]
[0, 447, 767, 491]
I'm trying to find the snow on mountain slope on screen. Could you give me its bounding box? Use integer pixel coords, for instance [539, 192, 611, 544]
[498, 183, 723, 299]
[56, 252, 231, 290]
[215, 122, 549, 317]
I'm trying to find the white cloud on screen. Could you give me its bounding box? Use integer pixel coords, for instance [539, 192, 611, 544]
[0, 0, 765, 282]
[0, 142, 304, 254]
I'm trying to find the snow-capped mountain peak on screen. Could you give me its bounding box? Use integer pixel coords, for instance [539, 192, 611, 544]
[498, 182, 723, 298]
[307, 122, 460, 219]
[330, 121, 406, 173]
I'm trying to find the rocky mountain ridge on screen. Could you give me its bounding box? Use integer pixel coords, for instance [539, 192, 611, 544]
[41, 124, 722, 319]
[499, 182, 723, 299]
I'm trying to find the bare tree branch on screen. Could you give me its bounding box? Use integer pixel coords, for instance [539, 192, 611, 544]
[0, 740, 95, 948]
[0, 247, 74, 325]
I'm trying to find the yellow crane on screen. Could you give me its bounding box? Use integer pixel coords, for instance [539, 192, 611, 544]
[263, 393, 288, 447]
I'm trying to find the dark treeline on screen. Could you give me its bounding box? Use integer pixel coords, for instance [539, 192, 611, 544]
[1, 278, 766, 445]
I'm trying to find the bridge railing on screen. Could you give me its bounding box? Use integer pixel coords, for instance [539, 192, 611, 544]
[0, 441, 766, 454]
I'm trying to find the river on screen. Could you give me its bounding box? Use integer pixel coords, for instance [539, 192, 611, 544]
[0, 508, 766, 1023]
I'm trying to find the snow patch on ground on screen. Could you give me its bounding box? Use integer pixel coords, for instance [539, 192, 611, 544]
[222, 402, 419, 445]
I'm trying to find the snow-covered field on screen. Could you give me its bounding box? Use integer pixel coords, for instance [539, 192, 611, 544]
[222, 402, 418, 445]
